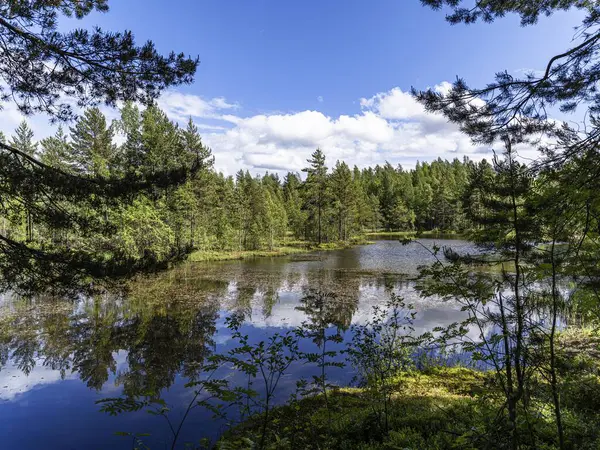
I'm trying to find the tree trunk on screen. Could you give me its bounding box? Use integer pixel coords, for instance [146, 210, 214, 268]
[549, 239, 565, 449]
[318, 203, 322, 245]
[190, 214, 195, 247]
[499, 290, 518, 450]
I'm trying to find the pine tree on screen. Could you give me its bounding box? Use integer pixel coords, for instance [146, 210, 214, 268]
[180, 118, 215, 248]
[283, 173, 305, 239]
[181, 118, 214, 168]
[390, 198, 415, 231]
[264, 189, 287, 250]
[302, 149, 329, 244]
[40, 127, 75, 172]
[330, 161, 357, 241]
[69, 108, 115, 177]
[366, 194, 381, 231]
[215, 175, 238, 250]
[0, 2, 198, 121]
[141, 105, 183, 174]
[413, 164, 434, 230]
[10, 121, 37, 157]
[115, 102, 144, 173]
[10, 121, 38, 242]
[379, 163, 398, 231]
[425, 139, 540, 449]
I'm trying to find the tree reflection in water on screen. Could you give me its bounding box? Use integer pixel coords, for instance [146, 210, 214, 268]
[0, 258, 413, 408]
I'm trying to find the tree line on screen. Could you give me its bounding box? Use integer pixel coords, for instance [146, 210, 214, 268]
[3, 1, 600, 448]
[0, 106, 479, 264]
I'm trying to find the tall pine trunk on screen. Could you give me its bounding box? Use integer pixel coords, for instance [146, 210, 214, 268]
[549, 238, 565, 449]
[499, 290, 518, 449]
[318, 202, 322, 245]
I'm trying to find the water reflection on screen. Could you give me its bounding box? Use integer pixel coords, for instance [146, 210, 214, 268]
[0, 239, 474, 449]
[0, 293, 219, 395]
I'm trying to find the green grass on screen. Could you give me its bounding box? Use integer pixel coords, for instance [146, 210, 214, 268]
[188, 247, 307, 262]
[219, 361, 600, 449]
[219, 367, 495, 449]
[364, 230, 466, 238]
[187, 238, 374, 262]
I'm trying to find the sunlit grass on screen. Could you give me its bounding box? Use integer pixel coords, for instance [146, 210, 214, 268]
[188, 238, 374, 262]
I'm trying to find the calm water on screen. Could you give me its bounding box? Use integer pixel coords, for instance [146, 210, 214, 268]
[0, 239, 476, 449]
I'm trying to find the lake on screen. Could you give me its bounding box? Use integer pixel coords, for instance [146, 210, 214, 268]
[0, 238, 476, 449]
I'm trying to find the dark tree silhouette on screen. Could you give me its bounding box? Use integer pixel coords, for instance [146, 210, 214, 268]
[416, 1, 600, 153]
[0, 1, 199, 294]
[0, 1, 198, 121]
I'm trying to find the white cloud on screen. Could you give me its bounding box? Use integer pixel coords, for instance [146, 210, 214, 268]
[195, 123, 228, 131]
[360, 87, 427, 120]
[317, 96, 324, 103]
[0, 82, 505, 176]
[360, 82, 451, 121]
[335, 112, 394, 144]
[157, 91, 238, 121]
[243, 151, 305, 172]
[0, 362, 77, 401]
[434, 81, 453, 96]
[202, 83, 491, 175]
[211, 97, 238, 110]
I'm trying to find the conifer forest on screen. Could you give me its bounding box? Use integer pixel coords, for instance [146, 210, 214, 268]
[3, 1, 600, 450]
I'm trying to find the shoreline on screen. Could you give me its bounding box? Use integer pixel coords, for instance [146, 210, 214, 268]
[187, 232, 468, 263]
[364, 230, 466, 238]
[188, 238, 374, 262]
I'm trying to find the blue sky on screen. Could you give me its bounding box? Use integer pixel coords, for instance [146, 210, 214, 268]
[1, 1, 587, 174]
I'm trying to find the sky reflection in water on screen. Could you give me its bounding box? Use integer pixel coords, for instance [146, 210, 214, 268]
[0, 239, 475, 449]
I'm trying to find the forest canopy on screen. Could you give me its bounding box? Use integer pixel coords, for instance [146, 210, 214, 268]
[0, 106, 481, 295]
[3, 1, 600, 450]
[0, 0, 200, 294]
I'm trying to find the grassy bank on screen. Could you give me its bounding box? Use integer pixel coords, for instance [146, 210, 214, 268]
[188, 238, 373, 262]
[188, 246, 307, 262]
[186, 231, 467, 263]
[220, 362, 600, 449]
[365, 230, 466, 238]
[220, 367, 493, 449]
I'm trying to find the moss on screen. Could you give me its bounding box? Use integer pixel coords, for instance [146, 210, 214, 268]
[394, 366, 489, 398]
[187, 239, 373, 262]
[218, 363, 600, 449]
[219, 368, 492, 449]
[188, 247, 308, 262]
[364, 230, 466, 238]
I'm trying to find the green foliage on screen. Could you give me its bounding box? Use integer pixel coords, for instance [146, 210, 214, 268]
[69, 107, 116, 177]
[10, 121, 37, 156]
[420, 0, 588, 26]
[295, 290, 347, 428]
[0, 1, 198, 121]
[1, 102, 480, 295]
[0, 1, 201, 294]
[115, 197, 175, 260]
[345, 294, 418, 435]
[40, 127, 75, 172]
[302, 149, 330, 244]
[218, 360, 600, 449]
